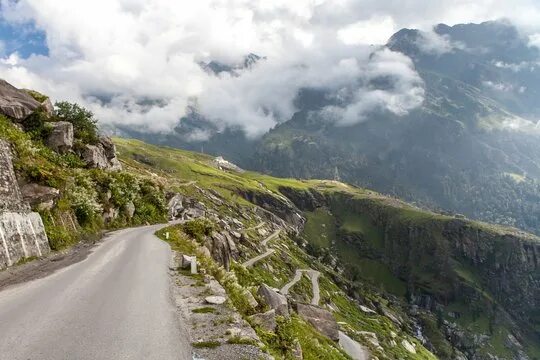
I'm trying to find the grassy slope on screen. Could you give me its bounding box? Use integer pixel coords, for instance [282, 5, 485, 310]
[115, 137, 539, 359]
[117, 138, 438, 359]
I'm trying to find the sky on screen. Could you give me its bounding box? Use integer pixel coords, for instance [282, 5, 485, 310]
[1, 0, 540, 137]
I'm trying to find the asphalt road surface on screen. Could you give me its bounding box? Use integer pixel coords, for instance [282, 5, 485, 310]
[0, 225, 192, 360]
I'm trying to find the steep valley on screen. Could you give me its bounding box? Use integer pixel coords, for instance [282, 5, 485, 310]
[0, 80, 538, 359]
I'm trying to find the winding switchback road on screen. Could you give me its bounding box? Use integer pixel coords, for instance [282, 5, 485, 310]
[0, 225, 191, 360]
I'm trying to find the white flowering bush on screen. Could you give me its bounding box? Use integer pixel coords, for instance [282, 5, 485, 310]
[68, 172, 102, 226]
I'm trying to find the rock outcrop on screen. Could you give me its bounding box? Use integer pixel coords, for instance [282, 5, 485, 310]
[167, 194, 185, 220]
[41, 98, 55, 116]
[0, 80, 41, 120]
[81, 136, 122, 170]
[249, 309, 277, 332]
[205, 231, 239, 271]
[295, 303, 339, 341]
[257, 283, 289, 317]
[20, 183, 60, 211]
[0, 140, 50, 269]
[46, 121, 73, 153]
[82, 144, 110, 169]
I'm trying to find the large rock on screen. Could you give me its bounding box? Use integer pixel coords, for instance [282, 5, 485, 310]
[249, 310, 276, 332]
[167, 194, 185, 220]
[295, 303, 339, 341]
[46, 121, 73, 153]
[99, 136, 116, 160]
[257, 283, 289, 317]
[0, 79, 40, 120]
[242, 288, 259, 309]
[82, 144, 110, 169]
[80, 137, 122, 170]
[20, 183, 60, 211]
[41, 98, 55, 116]
[102, 206, 119, 223]
[206, 231, 239, 271]
[124, 201, 136, 218]
[205, 296, 227, 305]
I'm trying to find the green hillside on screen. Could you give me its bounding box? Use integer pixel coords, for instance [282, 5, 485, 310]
[115, 137, 540, 360]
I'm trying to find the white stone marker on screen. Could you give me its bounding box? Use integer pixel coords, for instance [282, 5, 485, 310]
[191, 256, 197, 274]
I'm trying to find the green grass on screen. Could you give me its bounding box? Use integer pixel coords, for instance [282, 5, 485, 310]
[117, 137, 538, 360]
[334, 207, 384, 250]
[333, 237, 406, 296]
[302, 208, 335, 249]
[192, 307, 217, 314]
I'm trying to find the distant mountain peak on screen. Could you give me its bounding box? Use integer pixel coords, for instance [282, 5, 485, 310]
[200, 53, 266, 76]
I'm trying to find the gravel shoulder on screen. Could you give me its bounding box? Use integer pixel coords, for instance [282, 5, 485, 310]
[169, 251, 271, 360]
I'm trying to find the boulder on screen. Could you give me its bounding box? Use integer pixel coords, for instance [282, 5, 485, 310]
[102, 207, 119, 223]
[20, 183, 60, 211]
[46, 121, 73, 153]
[124, 201, 135, 218]
[257, 283, 289, 317]
[167, 194, 185, 220]
[295, 303, 339, 341]
[82, 144, 109, 169]
[205, 296, 227, 305]
[99, 136, 116, 160]
[41, 98, 55, 117]
[249, 310, 276, 332]
[81, 139, 122, 170]
[207, 231, 238, 271]
[185, 208, 205, 219]
[401, 339, 416, 354]
[242, 288, 259, 309]
[0, 79, 40, 120]
[108, 157, 122, 171]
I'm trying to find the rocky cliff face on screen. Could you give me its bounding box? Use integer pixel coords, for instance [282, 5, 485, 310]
[0, 139, 50, 269]
[324, 192, 539, 320]
[280, 186, 540, 358]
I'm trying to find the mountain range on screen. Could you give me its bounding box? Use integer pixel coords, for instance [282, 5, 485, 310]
[121, 20, 540, 237]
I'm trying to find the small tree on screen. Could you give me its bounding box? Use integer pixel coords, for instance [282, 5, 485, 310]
[55, 101, 99, 144]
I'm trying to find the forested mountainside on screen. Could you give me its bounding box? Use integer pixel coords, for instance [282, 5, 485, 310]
[1, 79, 538, 359]
[122, 20, 540, 237]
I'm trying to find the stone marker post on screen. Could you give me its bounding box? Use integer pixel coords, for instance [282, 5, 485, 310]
[191, 256, 197, 274]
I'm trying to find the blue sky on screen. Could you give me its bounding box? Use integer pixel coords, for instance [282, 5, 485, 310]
[0, 18, 48, 58]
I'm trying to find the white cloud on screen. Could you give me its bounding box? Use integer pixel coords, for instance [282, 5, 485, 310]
[337, 16, 396, 45]
[416, 31, 464, 55]
[319, 49, 424, 125]
[0, 0, 539, 137]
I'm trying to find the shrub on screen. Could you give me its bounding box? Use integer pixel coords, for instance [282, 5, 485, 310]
[21, 108, 51, 141]
[67, 173, 102, 226]
[182, 218, 214, 243]
[55, 101, 99, 144]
